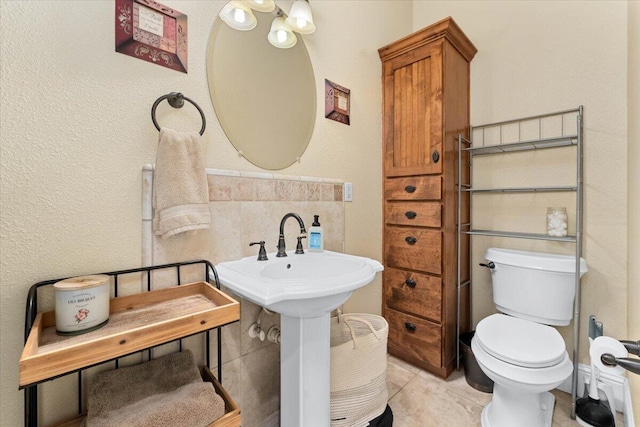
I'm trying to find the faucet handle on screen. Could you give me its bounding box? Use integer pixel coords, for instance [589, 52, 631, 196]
[249, 241, 268, 261]
[295, 236, 307, 254]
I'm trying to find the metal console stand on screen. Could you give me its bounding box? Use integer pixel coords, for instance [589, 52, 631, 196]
[22, 260, 228, 427]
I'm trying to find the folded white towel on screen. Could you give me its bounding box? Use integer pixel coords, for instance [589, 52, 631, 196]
[153, 127, 210, 239]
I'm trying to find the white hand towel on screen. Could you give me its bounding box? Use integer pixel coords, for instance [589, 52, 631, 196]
[153, 127, 210, 239]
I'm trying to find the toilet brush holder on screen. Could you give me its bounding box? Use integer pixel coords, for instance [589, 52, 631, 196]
[581, 376, 616, 414]
[576, 337, 623, 427]
[576, 365, 616, 427]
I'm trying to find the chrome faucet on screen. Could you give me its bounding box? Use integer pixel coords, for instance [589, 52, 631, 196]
[277, 213, 307, 257]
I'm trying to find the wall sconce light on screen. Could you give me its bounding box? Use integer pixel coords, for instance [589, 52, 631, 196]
[285, 0, 315, 34]
[219, 1, 257, 31]
[268, 12, 297, 49]
[219, 0, 315, 48]
[245, 0, 276, 13]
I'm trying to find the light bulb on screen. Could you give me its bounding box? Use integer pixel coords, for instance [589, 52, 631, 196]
[233, 8, 246, 23]
[296, 17, 307, 29]
[277, 29, 287, 43]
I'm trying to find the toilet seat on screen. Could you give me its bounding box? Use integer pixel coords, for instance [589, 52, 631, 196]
[475, 314, 566, 368]
[472, 331, 573, 392]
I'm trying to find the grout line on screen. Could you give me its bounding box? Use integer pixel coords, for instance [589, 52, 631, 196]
[387, 373, 419, 403]
[386, 360, 419, 401]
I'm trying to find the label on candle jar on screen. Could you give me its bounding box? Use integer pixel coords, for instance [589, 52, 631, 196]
[54, 275, 110, 335]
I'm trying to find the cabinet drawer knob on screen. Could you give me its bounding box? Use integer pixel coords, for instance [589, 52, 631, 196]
[405, 236, 417, 245]
[405, 278, 416, 288]
[405, 211, 417, 219]
[432, 150, 440, 163]
[405, 322, 417, 332]
[404, 185, 416, 193]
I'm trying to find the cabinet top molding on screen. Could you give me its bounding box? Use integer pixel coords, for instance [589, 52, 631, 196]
[378, 16, 477, 62]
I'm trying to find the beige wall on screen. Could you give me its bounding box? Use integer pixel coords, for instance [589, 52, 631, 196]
[414, 1, 630, 366]
[0, 1, 411, 425]
[628, 0, 640, 417]
[2, 0, 636, 424]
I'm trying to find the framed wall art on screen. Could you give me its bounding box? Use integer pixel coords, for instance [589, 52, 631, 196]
[115, 0, 188, 73]
[325, 79, 350, 125]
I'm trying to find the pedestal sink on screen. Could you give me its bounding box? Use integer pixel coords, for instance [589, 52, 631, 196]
[216, 250, 383, 427]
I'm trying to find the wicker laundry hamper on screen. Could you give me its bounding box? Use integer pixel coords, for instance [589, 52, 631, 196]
[330, 314, 389, 427]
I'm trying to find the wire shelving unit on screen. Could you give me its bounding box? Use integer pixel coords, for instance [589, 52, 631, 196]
[456, 106, 584, 419]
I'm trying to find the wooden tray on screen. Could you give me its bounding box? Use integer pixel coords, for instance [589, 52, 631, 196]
[20, 281, 239, 387]
[201, 366, 242, 427]
[51, 366, 241, 427]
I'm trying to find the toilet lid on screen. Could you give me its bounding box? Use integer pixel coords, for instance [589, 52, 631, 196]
[475, 314, 566, 368]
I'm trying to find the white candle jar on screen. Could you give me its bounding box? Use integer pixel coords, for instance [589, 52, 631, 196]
[54, 275, 110, 335]
[546, 207, 568, 237]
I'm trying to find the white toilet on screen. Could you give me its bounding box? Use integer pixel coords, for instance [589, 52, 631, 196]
[471, 248, 587, 427]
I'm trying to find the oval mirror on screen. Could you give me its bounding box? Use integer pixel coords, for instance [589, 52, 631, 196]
[206, 6, 316, 170]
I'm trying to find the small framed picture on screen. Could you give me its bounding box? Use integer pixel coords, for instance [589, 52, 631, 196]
[115, 0, 188, 73]
[325, 79, 350, 125]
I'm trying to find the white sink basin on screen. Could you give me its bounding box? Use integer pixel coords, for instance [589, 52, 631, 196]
[216, 250, 383, 317]
[216, 250, 383, 426]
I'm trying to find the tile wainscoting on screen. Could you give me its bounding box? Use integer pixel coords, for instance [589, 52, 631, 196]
[142, 166, 345, 426]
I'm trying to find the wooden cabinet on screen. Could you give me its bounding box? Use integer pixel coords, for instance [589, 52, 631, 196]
[379, 17, 476, 378]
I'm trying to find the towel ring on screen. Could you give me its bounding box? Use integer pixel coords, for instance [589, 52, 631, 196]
[151, 92, 206, 135]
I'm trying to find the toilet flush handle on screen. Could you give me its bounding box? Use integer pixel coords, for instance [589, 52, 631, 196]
[479, 262, 495, 270]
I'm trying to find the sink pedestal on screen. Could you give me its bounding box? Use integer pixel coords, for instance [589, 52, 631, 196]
[281, 313, 330, 427]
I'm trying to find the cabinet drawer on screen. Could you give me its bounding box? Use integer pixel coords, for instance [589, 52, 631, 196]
[384, 267, 441, 321]
[386, 308, 441, 367]
[384, 227, 441, 274]
[385, 176, 441, 201]
[385, 202, 441, 227]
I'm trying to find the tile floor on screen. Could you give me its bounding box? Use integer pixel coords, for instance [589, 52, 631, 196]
[386, 355, 625, 426]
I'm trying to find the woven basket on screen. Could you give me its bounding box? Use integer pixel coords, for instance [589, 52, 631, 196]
[330, 314, 389, 427]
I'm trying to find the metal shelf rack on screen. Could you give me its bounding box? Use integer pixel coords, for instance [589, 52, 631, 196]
[21, 260, 240, 427]
[456, 106, 584, 419]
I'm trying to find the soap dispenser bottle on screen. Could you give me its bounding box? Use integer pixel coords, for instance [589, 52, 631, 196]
[308, 215, 324, 252]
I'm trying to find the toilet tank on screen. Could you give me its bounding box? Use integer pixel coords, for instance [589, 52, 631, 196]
[484, 248, 587, 326]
